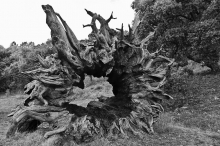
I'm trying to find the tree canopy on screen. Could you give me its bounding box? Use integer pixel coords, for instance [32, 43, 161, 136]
[131, 0, 220, 71]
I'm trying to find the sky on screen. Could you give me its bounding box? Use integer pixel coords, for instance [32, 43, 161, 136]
[0, 0, 135, 48]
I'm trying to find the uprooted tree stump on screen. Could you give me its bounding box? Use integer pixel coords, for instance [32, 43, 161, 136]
[6, 4, 174, 145]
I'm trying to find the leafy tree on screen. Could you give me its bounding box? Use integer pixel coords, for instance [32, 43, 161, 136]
[0, 45, 5, 50]
[131, 0, 220, 71]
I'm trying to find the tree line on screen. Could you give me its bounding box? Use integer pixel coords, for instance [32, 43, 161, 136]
[0, 40, 56, 93]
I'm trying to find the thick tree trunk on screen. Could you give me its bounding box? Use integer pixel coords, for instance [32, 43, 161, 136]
[7, 4, 173, 145]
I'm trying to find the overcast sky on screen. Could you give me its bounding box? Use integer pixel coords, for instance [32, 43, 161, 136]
[0, 0, 134, 48]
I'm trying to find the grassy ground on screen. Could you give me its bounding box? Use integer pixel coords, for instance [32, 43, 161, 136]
[1, 74, 220, 146]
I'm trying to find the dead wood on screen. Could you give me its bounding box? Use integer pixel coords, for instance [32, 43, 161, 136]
[7, 5, 173, 145]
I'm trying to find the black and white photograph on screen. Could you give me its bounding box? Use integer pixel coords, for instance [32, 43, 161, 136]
[0, 0, 220, 145]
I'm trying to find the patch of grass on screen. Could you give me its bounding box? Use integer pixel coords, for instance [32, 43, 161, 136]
[169, 74, 220, 132]
[2, 132, 43, 146]
[153, 113, 175, 134]
[83, 138, 111, 146]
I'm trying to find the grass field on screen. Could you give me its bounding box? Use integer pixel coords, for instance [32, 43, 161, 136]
[1, 75, 220, 146]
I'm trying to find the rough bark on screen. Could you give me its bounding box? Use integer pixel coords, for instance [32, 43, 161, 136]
[7, 4, 174, 145]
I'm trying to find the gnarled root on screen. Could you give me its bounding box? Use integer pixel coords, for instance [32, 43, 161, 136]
[6, 105, 67, 138]
[43, 98, 162, 144]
